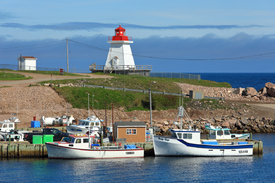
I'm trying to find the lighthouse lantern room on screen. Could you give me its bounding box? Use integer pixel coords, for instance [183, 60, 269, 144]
[104, 25, 135, 71]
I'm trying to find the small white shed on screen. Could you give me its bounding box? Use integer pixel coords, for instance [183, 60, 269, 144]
[17, 56, 37, 71]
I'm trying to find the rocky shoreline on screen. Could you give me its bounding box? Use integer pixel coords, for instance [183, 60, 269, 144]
[1, 81, 275, 134]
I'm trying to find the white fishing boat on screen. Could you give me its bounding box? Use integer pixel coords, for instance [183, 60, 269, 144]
[66, 116, 102, 135]
[205, 124, 250, 140]
[45, 134, 144, 159]
[153, 106, 253, 157]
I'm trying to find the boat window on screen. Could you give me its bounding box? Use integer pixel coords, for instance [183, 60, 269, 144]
[85, 122, 89, 125]
[182, 133, 192, 139]
[79, 122, 85, 125]
[76, 139, 81, 143]
[71, 138, 75, 143]
[83, 138, 89, 143]
[224, 130, 230, 135]
[96, 122, 99, 126]
[91, 122, 94, 126]
[217, 130, 223, 135]
[3, 124, 7, 128]
[183, 133, 187, 139]
[171, 132, 177, 138]
[177, 133, 182, 139]
[210, 130, 216, 136]
[9, 124, 13, 128]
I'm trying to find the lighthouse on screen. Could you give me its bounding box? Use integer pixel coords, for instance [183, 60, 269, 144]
[104, 25, 135, 71]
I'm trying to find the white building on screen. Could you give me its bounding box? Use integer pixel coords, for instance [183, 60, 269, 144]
[17, 56, 37, 71]
[104, 25, 135, 71]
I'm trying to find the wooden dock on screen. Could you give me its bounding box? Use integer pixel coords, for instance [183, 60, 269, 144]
[0, 140, 262, 158]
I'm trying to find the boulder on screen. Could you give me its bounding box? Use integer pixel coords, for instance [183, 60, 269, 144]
[267, 87, 275, 97]
[243, 87, 257, 96]
[221, 121, 229, 128]
[234, 87, 245, 95]
[265, 82, 275, 89]
[240, 118, 249, 125]
[258, 87, 267, 94]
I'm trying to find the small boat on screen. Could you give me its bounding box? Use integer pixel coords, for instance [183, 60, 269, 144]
[0, 117, 20, 133]
[153, 106, 253, 157]
[66, 116, 101, 135]
[41, 115, 75, 127]
[204, 124, 250, 139]
[45, 134, 144, 159]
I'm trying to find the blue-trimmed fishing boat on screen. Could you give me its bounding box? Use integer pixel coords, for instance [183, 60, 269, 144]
[153, 106, 253, 157]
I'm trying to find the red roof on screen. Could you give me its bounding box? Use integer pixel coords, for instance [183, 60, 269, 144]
[112, 25, 129, 41]
[22, 56, 36, 59]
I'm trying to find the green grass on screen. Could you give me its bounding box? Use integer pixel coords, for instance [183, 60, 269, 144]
[0, 71, 33, 80]
[42, 74, 233, 111]
[0, 69, 86, 77]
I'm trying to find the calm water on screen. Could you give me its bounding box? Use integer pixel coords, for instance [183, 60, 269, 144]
[1, 134, 275, 182]
[199, 73, 275, 91]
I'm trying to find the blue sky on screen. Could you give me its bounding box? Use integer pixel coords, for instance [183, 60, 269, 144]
[1, 0, 275, 73]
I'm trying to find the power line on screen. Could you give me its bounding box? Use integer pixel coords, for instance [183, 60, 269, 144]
[0, 40, 65, 53]
[69, 39, 275, 61]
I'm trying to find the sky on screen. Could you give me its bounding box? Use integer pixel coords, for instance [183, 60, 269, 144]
[1, 0, 275, 73]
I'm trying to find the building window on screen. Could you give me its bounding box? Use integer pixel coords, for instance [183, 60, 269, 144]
[126, 128, 137, 135]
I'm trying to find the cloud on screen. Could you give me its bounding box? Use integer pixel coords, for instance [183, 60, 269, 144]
[0, 22, 264, 31]
[0, 11, 16, 20]
[1, 33, 275, 73]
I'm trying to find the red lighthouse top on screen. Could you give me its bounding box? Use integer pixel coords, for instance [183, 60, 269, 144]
[111, 25, 130, 41]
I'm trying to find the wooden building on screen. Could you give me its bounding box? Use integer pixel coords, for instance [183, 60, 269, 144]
[113, 122, 146, 143]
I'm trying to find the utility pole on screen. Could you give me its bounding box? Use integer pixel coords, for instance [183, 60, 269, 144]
[66, 39, 69, 73]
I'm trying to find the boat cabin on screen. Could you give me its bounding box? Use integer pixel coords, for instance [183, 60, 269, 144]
[170, 129, 201, 144]
[0, 121, 15, 132]
[205, 124, 232, 139]
[78, 116, 101, 130]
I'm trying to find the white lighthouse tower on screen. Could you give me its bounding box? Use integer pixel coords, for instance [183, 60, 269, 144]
[104, 25, 135, 71]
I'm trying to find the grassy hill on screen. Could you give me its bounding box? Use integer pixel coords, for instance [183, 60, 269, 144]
[46, 74, 232, 112]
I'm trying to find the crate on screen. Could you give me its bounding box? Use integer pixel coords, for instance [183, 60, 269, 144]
[42, 134, 54, 144]
[33, 135, 42, 144]
[31, 121, 40, 128]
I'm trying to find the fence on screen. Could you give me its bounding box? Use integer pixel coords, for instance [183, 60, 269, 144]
[0, 64, 90, 74]
[84, 84, 224, 100]
[0, 64, 200, 80]
[150, 72, 201, 81]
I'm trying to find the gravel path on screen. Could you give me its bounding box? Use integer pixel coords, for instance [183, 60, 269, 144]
[0, 71, 113, 87]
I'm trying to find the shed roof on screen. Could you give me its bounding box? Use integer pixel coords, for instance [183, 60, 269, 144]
[22, 56, 36, 59]
[114, 121, 146, 127]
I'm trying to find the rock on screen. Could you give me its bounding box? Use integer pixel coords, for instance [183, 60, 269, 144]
[243, 87, 257, 96]
[240, 118, 249, 125]
[267, 87, 275, 97]
[234, 87, 245, 95]
[265, 82, 275, 89]
[258, 87, 267, 94]
[221, 121, 229, 128]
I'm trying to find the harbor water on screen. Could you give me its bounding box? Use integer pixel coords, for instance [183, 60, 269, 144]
[1, 134, 274, 182]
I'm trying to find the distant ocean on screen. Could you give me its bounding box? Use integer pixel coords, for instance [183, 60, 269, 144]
[196, 73, 275, 91]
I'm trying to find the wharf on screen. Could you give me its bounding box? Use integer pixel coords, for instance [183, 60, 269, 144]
[0, 139, 262, 159]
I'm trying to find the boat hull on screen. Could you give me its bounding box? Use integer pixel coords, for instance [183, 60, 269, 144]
[46, 143, 144, 159]
[153, 136, 253, 157]
[66, 126, 88, 134]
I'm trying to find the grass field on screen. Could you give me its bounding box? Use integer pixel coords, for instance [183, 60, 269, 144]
[0, 71, 33, 80]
